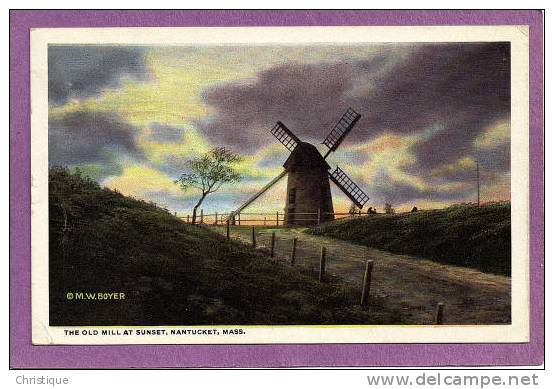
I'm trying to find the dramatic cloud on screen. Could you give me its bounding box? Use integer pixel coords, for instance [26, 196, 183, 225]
[367, 172, 474, 206]
[428, 157, 477, 182]
[48, 110, 142, 174]
[360, 44, 509, 166]
[145, 123, 187, 143]
[48, 46, 149, 106]
[199, 43, 510, 170]
[47, 44, 512, 212]
[198, 61, 358, 148]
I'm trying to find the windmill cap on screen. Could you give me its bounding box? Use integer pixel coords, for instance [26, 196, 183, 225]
[283, 142, 331, 171]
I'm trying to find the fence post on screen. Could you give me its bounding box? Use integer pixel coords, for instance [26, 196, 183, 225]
[200, 209, 204, 224]
[317, 208, 321, 225]
[251, 227, 256, 248]
[174, 211, 177, 217]
[276, 211, 279, 226]
[226, 219, 230, 240]
[215, 212, 218, 225]
[270, 232, 276, 258]
[186, 215, 190, 224]
[319, 246, 327, 282]
[435, 303, 445, 325]
[264, 217, 266, 226]
[360, 260, 374, 306]
[238, 213, 241, 226]
[290, 237, 298, 265]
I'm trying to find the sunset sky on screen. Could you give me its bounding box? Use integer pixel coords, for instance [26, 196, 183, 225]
[48, 43, 511, 214]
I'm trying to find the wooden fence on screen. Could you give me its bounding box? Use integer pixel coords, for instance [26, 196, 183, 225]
[169, 209, 447, 323]
[211, 224, 447, 324]
[175, 210, 371, 226]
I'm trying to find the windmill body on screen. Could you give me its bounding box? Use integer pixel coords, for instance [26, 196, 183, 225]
[283, 142, 334, 225]
[231, 108, 369, 226]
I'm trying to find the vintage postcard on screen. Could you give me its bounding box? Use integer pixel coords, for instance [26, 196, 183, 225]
[29, 25, 530, 346]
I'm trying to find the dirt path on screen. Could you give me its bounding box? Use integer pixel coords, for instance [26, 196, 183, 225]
[210, 226, 511, 325]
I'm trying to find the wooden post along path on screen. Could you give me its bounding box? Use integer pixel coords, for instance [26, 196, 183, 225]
[251, 227, 256, 248]
[360, 260, 374, 306]
[435, 302, 445, 325]
[319, 246, 327, 282]
[290, 237, 298, 265]
[270, 232, 276, 258]
[200, 209, 204, 224]
[226, 219, 230, 240]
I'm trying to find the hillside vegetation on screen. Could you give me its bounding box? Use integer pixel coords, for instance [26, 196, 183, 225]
[49, 168, 401, 326]
[308, 203, 511, 276]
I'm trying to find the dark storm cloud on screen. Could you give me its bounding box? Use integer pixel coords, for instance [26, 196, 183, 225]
[197, 61, 360, 148]
[427, 161, 476, 182]
[359, 44, 510, 167]
[48, 46, 149, 106]
[49, 110, 142, 168]
[366, 171, 473, 206]
[198, 43, 510, 172]
[422, 138, 510, 183]
[147, 123, 186, 143]
[477, 141, 511, 173]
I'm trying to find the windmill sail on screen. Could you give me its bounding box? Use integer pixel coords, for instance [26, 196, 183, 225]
[329, 166, 369, 208]
[271, 121, 300, 152]
[231, 170, 287, 215]
[322, 108, 361, 154]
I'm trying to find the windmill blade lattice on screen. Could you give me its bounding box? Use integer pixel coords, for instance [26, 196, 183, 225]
[271, 121, 301, 152]
[329, 166, 369, 208]
[322, 108, 361, 153]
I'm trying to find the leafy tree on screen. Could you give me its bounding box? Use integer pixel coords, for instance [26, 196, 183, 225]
[348, 203, 358, 216]
[384, 202, 395, 214]
[175, 147, 242, 224]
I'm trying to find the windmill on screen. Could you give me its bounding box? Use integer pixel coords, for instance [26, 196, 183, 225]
[231, 108, 369, 226]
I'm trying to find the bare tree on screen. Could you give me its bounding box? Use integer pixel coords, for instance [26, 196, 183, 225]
[175, 147, 242, 224]
[384, 202, 395, 214]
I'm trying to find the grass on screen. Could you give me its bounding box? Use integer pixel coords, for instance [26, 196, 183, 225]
[49, 167, 403, 326]
[308, 203, 511, 276]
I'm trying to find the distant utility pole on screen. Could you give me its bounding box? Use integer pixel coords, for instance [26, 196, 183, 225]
[476, 159, 480, 207]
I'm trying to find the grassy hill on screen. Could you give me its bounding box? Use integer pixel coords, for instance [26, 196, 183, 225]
[308, 203, 511, 276]
[49, 167, 401, 326]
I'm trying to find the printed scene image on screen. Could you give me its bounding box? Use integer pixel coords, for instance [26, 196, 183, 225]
[48, 43, 511, 326]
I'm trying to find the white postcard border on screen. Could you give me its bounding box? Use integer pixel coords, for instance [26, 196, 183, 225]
[31, 26, 529, 345]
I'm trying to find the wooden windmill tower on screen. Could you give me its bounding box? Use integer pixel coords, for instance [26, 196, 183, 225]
[232, 108, 369, 226]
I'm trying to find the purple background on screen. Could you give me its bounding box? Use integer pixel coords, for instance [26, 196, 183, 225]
[9, 10, 544, 368]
